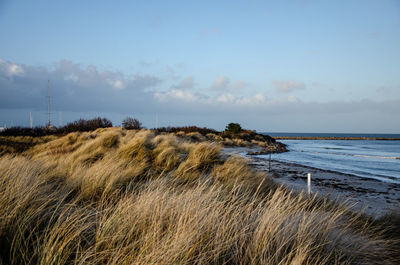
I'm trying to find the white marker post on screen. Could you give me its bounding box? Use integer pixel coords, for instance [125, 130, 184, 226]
[269, 151, 271, 171]
[307, 173, 311, 195]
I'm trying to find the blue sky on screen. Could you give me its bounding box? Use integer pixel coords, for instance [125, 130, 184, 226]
[0, 0, 399, 132]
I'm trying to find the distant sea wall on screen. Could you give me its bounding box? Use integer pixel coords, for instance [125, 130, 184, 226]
[263, 132, 400, 140]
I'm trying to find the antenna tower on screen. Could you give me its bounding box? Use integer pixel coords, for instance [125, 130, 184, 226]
[47, 80, 51, 126]
[59, 112, 63, 127]
[30, 112, 33, 128]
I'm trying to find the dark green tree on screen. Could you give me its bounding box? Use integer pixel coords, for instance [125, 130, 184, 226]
[225, 123, 242, 133]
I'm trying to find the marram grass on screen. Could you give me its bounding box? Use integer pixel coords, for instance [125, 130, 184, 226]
[0, 127, 398, 264]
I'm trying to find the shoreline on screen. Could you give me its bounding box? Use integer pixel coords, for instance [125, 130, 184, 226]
[273, 136, 400, 140]
[223, 147, 400, 217]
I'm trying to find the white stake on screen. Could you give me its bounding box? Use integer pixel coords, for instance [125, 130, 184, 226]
[307, 173, 311, 195]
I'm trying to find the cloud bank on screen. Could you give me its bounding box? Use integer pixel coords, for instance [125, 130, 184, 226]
[0, 59, 160, 113]
[0, 58, 399, 132]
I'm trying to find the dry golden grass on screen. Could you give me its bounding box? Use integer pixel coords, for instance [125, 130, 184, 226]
[223, 137, 234, 146]
[175, 142, 221, 181]
[186, 131, 207, 142]
[251, 139, 270, 148]
[232, 138, 251, 147]
[206, 133, 223, 142]
[211, 155, 273, 192]
[0, 135, 56, 155]
[0, 127, 398, 264]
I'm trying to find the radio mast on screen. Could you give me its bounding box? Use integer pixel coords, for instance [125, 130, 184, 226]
[59, 112, 63, 127]
[47, 80, 51, 126]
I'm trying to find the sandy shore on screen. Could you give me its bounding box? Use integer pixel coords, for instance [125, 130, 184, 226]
[223, 147, 400, 217]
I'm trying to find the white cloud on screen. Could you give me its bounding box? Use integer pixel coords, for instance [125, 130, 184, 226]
[0, 59, 24, 77]
[272, 80, 305, 93]
[107, 79, 125, 90]
[172, 76, 195, 90]
[212, 76, 248, 91]
[216, 93, 235, 103]
[236, 93, 266, 105]
[65, 74, 78, 82]
[287, 95, 298, 102]
[253, 93, 266, 103]
[213, 76, 230, 90]
[155, 88, 267, 106]
[232, 80, 248, 90]
[154, 89, 197, 102]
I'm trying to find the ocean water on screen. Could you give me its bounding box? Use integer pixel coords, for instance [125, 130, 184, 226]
[258, 138, 400, 184]
[266, 132, 400, 139]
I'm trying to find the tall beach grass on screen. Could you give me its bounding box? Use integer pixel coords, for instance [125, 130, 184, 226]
[0, 127, 398, 264]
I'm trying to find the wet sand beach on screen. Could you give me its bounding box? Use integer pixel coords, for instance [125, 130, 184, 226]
[224, 147, 400, 217]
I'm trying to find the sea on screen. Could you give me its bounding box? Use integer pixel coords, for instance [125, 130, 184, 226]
[260, 133, 400, 184]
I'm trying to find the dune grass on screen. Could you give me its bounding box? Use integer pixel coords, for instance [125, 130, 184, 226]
[0, 127, 398, 264]
[0, 135, 57, 156]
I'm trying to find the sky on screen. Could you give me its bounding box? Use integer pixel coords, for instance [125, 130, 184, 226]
[0, 0, 399, 133]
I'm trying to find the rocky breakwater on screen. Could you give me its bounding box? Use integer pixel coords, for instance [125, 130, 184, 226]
[241, 132, 288, 155]
[247, 141, 288, 155]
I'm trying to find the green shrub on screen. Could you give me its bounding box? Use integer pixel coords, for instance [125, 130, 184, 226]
[225, 122, 242, 133]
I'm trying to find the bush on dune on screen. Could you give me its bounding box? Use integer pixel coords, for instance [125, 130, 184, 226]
[225, 122, 242, 133]
[58, 117, 113, 133]
[0, 127, 398, 264]
[0, 117, 113, 137]
[122, 117, 142, 130]
[155, 126, 218, 135]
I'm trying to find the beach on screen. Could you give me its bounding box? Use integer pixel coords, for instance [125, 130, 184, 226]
[224, 147, 400, 217]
